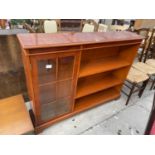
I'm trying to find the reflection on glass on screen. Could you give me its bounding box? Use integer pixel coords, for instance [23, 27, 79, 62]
[38, 59, 56, 84]
[41, 97, 71, 121]
[37, 56, 75, 121]
[58, 56, 74, 80]
[57, 80, 72, 99]
[39, 83, 56, 105]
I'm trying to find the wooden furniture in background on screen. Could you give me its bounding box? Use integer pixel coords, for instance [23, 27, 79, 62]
[23, 19, 61, 33]
[23, 23, 36, 33]
[134, 19, 155, 29]
[60, 19, 82, 32]
[132, 62, 155, 90]
[17, 32, 142, 133]
[0, 94, 34, 135]
[0, 30, 28, 100]
[122, 67, 149, 105]
[0, 19, 7, 29]
[110, 25, 129, 32]
[146, 59, 155, 89]
[43, 20, 58, 33]
[134, 28, 150, 62]
[144, 28, 155, 62]
[81, 19, 98, 32]
[97, 24, 108, 32]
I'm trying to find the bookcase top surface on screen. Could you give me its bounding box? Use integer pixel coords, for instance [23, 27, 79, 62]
[17, 31, 143, 49]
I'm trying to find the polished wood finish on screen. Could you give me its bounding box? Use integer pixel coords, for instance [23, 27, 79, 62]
[75, 88, 120, 112]
[17, 31, 142, 49]
[79, 57, 130, 77]
[17, 32, 142, 133]
[76, 73, 123, 99]
[0, 94, 34, 135]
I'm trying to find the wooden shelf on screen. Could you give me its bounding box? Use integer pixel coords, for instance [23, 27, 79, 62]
[79, 57, 130, 78]
[74, 88, 120, 112]
[76, 74, 122, 99]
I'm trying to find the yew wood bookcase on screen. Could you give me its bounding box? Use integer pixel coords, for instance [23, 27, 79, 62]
[17, 32, 142, 133]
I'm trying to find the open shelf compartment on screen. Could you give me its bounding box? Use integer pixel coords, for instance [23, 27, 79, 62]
[76, 72, 123, 99]
[79, 57, 130, 78]
[74, 87, 120, 112]
[79, 45, 138, 78]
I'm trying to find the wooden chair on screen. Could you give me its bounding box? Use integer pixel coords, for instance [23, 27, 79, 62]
[110, 25, 129, 31]
[43, 20, 61, 33]
[144, 28, 155, 62]
[97, 24, 108, 32]
[23, 23, 36, 33]
[110, 25, 121, 31]
[122, 67, 149, 105]
[145, 59, 155, 89]
[134, 28, 150, 62]
[132, 62, 155, 90]
[81, 19, 98, 32]
[112, 19, 125, 25]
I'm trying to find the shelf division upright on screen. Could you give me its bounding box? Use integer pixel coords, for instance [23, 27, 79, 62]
[17, 32, 142, 133]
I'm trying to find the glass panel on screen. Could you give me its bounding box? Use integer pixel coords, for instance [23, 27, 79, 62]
[37, 59, 56, 84]
[37, 55, 75, 121]
[41, 97, 71, 121]
[57, 80, 72, 99]
[39, 83, 56, 105]
[58, 56, 74, 80]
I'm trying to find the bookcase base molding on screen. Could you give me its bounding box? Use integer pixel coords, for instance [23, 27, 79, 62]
[35, 94, 120, 133]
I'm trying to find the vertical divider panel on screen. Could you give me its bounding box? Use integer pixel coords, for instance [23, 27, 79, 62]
[55, 57, 58, 106]
[72, 45, 83, 111]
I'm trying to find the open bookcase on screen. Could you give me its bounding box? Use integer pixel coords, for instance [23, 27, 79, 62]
[74, 44, 140, 112]
[17, 32, 142, 133]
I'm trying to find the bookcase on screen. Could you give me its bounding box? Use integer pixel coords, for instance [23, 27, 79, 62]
[17, 32, 142, 133]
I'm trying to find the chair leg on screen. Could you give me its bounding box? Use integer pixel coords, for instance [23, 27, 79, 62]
[126, 83, 136, 106]
[150, 78, 155, 90]
[139, 49, 145, 62]
[144, 49, 149, 63]
[138, 79, 149, 98]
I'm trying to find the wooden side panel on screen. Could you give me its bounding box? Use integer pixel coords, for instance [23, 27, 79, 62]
[21, 49, 39, 125]
[119, 44, 140, 63]
[113, 44, 140, 92]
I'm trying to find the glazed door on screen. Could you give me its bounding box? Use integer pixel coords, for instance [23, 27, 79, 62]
[31, 52, 78, 123]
